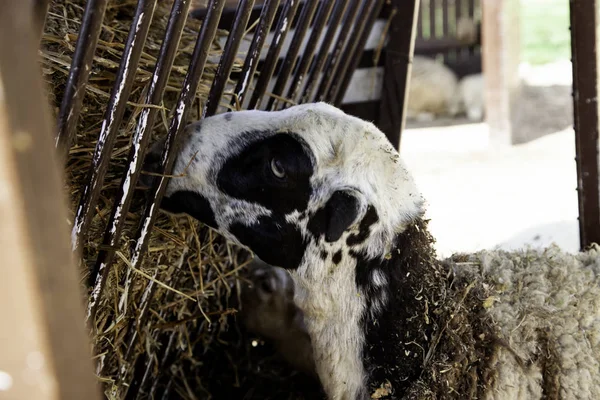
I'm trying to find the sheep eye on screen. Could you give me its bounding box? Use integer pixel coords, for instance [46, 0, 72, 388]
[270, 158, 286, 179]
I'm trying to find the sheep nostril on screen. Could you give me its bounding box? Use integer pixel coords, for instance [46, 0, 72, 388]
[259, 277, 275, 294]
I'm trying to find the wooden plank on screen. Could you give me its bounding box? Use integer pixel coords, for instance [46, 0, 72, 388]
[481, 0, 521, 146]
[377, 0, 420, 149]
[0, 2, 100, 399]
[570, 0, 600, 249]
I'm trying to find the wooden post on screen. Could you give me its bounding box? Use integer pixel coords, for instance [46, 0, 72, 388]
[0, 2, 100, 399]
[378, 0, 420, 149]
[570, 0, 600, 249]
[481, 0, 521, 147]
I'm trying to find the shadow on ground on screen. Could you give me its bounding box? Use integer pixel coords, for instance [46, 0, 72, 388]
[512, 84, 573, 144]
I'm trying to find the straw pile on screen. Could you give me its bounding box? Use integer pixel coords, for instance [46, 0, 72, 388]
[40, 1, 318, 398]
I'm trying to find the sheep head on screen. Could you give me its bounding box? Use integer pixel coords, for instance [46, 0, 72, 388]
[145, 102, 424, 270]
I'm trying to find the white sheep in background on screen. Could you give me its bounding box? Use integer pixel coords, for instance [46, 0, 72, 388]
[144, 103, 600, 399]
[240, 257, 317, 379]
[406, 56, 462, 121]
[459, 73, 485, 121]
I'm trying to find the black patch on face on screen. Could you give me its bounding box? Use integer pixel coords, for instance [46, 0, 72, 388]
[161, 190, 217, 229]
[307, 190, 361, 243]
[319, 250, 328, 261]
[217, 133, 314, 215]
[346, 206, 379, 246]
[332, 250, 342, 265]
[230, 215, 306, 270]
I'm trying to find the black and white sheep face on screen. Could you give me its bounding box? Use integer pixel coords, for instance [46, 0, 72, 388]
[148, 102, 424, 270]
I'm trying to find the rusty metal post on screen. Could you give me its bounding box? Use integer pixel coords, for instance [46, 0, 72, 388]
[570, 0, 600, 249]
[377, 0, 420, 149]
[0, 2, 100, 399]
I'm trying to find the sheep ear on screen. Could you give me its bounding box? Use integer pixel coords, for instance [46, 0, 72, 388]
[323, 190, 361, 243]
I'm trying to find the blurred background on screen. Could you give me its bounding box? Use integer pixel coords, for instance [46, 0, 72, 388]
[400, 0, 576, 257]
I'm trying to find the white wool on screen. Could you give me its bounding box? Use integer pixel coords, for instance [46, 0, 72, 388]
[452, 244, 600, 399]
[406, 56, 461, 121]
[458, 73, 484, 121]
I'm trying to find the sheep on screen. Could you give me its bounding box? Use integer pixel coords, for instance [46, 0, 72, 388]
[458, 73, 484, 121]
[240, 257, 317, 379]
[143, 102, 600, 399]
[406, 56, 462, 121]
[445, 17, 482, 80]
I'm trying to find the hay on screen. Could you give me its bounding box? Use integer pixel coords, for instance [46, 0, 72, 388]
[41, 1, 316, 398]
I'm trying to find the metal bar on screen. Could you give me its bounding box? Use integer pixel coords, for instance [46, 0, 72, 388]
[148, 330, 178, 397]
[231, 0, 281, 108]
[86, 0, 192, 323]
[0, 2, 100, 399]
[128, 0, 226, 289]
[70, 0, 158, 256]
[284, 0, 336, 104]
[248, 0, 301, 109]
[314, 0, 361, 102]
[377, 0, 420, 149]
[570, 0, 600, 249]
[266, 0, 321, 110]
[204, 0, 256, 117]
[329, 0, 386, 105]
[299, 0, 349, 103]
[117, 1, 227, 394]
[119, 247, 188, 396]
[54, 0, 108, 159]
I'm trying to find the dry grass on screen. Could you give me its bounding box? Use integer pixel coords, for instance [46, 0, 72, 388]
[41, 1, 315, 398]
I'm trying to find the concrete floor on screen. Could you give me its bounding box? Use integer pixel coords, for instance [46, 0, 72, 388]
[400, 61, 579, 257]
[401, 123, 579, 258]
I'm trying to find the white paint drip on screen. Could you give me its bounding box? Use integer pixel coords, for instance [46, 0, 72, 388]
[239, 58, 253, 96]
[71, 208, 84, 251]
[86, 262, 107, 320]
[274, 17, 288, 46]
[93, 13, 144, 166]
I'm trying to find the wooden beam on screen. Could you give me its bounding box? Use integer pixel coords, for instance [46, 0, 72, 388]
[378, 0, 420, 149]
[481, 0, 521, 146]
[0, 2, 100, 399]
[570, 0, 600, 249]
